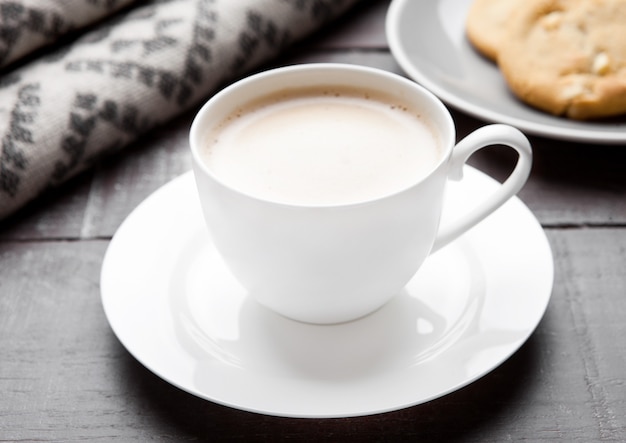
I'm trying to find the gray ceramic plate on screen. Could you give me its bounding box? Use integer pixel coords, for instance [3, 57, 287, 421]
[386, 0, 626, 144]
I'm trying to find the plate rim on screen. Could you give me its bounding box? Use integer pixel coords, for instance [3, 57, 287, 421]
[385, 0, 626, 145]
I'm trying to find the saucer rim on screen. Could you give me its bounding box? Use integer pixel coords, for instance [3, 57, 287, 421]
[100, 169, 553, 418]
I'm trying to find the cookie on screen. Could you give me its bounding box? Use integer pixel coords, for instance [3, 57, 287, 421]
[497, 0, 626, 120]
[466, 0, 524, 61]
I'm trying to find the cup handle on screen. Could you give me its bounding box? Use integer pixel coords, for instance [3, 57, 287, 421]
[431, 124, 533, 253]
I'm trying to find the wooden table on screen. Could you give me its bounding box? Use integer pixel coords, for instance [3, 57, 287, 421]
[2, 1, 625, 440]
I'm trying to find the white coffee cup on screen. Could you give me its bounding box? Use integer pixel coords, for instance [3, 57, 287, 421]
[190, 64, 532, 324]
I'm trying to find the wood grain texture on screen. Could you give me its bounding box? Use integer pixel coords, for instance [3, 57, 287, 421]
[1, 230, 625, 441]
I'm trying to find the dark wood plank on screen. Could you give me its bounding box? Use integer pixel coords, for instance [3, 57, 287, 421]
[0, 172, 94, 241]
[466, 134, 626, 227]
[312, 0, 389, 49]
[1, 229, 625, 441]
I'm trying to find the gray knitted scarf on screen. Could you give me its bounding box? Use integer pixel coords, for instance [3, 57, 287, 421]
[0, 0, 363, 220]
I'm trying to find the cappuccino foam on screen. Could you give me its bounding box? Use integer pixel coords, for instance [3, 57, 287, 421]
[202, 87, 442, 205]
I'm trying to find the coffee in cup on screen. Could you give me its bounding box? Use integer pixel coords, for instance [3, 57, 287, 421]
[199, 86, 442, 206]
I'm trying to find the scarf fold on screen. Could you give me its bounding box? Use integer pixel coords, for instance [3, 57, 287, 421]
[0, 0, 363, 220]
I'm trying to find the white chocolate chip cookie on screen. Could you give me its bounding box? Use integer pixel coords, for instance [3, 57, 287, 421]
[466, 0, 526, 61]
[496, 0, 626, 120]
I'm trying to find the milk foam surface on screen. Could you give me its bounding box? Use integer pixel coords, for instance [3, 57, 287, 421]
[202, 88, 442, 205]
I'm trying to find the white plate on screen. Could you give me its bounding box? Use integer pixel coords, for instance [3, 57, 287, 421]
[100, 169, 553, 418]
[386, 0, 626, 144]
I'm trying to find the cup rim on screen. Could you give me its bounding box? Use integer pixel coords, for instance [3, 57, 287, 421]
[190, 63, 456, 208]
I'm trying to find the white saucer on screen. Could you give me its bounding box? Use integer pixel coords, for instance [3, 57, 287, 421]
[386, 0, 626, 144]
[100, 169, 553, 418]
